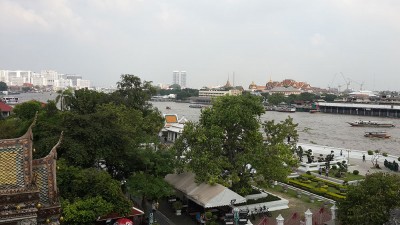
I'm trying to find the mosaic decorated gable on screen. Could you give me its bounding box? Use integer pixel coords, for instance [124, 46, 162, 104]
[32, 143, 59, 206]
[0, 113, 63, 225]
[0, 132, 33, 192]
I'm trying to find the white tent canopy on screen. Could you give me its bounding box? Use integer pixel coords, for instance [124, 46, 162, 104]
[165, 172, 246, 208]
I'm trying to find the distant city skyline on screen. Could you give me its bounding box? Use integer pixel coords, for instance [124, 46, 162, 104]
[1, 1, 400, 91]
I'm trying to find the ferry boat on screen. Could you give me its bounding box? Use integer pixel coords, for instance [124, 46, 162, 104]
[309, 109, 320, 113]
[364, 131, 390, 138]
[347, 120, 395, 127]
[276, 107, 296, 113]
[1, 96, 19, 104]
[189, 104, 205, 108]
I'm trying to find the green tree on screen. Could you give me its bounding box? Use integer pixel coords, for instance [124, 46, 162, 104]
[285, 94, 297, 104]
[57, 160, 131, 215]
[12, 100, 42, 120]
[0, 81, 7, 91]
[267, 93, 286, 106]
[169, 84, 181, 90]
[322, 94, 337, 102]
[0, 117, 28, 139]
[297, 92, 316, 102]
[338, 173, 400, 225]
[114, 74, 156, 112]
[127, 173, 173, 207]
[55, 88, 73, 111]
[174, 94, 297, 195]
[258, 117, 299, 182]
[62, 197, 114, 225]
[174, 95, 265, 195]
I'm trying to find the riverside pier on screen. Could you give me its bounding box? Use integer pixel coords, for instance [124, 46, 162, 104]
[318, 102, 400, 118]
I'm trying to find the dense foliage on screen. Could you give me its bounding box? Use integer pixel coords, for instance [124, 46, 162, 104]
[173, 94, 299, 195]
[0, 81, 7, 91]
[0, 75, 174, 224]
[338, 173, 400, 225]
[157, 87, 199, 100]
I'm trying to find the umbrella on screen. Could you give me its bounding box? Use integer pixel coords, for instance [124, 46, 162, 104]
[115, 218, 133, 225]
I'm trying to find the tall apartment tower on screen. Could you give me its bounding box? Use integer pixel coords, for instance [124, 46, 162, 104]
[172, 71, 180, 85]
[180, 71, 186, 88]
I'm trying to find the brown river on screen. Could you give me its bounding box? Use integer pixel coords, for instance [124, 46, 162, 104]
[152, 101, 400, 155]
[14, 93, 400, 155]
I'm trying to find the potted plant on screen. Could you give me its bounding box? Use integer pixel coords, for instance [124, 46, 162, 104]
[173, 201, 183, 215]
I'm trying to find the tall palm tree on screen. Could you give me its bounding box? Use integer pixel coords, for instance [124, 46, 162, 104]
[55, 88, 73, 111]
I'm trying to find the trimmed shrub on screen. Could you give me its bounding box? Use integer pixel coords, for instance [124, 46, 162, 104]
[398, 157, 400, 162]
[236, 193, 281, 206]
[306, 171, 311, 175]
[352, 170, 359, 175]
[382, 152, 388, 157]
[367, 150, 373, 155]
[331, 165, 337, 170]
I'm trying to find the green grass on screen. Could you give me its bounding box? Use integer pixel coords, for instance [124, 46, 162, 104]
[256, 185, 334, 223]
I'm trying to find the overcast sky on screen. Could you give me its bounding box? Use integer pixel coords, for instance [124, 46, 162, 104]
[1, 0, 400, 90]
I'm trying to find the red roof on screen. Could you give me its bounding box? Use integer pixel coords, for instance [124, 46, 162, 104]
[96, 207, 144, 222]
[0, 102, 12, 112]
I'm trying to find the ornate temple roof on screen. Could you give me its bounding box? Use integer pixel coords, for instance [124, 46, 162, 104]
[0, 114, 63, 225]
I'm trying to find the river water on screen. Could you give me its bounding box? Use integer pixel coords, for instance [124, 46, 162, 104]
[151, 101, 400, 155]
[14, 93, 400, 155]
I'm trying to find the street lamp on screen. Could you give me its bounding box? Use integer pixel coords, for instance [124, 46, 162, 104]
[345, 149, 351, 165]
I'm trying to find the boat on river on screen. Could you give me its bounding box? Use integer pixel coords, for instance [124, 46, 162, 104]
[364, 131, 390, 138]
[189, 104, 205, 108]
[347, 120, 395, 127]
[276, 107, 296, 113]
[1, 96, 19, 105]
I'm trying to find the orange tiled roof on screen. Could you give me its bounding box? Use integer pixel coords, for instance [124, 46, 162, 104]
[165, 115, 178, 123]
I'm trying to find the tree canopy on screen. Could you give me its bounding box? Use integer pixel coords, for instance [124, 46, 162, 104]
[338, 173, 400, 225]
[0, 81, 7, 91]
[0, 74, 174, 223]
[174, 94, 299, 195]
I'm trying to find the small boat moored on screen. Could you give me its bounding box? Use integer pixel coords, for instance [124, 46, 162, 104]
[189, 104, 205, 108]
[1, 96, 19, 105]
[276, 107, 296, 113]
[347, 120, 395, 127]
[364, 131, 390, 138]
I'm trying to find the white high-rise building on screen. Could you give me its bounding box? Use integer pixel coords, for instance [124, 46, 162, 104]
[76, 79, 91, 89]
[41, 70, 58, 86]
[180, 71, 186, 88]
[172, 71, 180, 85]
[0, 70, 33, 85]
[172, 71, 187, 88]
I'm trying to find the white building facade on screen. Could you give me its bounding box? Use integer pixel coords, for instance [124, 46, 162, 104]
[172, 71, 187, 88]
[0, 69, 91, 90]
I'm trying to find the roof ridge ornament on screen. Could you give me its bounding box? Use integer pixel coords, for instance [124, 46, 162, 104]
[49, 131, 63, 160]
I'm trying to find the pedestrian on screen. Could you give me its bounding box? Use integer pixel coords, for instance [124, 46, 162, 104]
[325, 168, 329, 177]
[318, 167, 322, 176]
[363, 154, 366, 162]
[200, 213, 206, 225]
[340, 150, 343, 156]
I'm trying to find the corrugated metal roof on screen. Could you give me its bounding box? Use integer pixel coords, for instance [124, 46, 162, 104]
[318, 102, 400, 110]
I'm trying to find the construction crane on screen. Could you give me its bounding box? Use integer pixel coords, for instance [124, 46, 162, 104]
[340, 72, 351, 91]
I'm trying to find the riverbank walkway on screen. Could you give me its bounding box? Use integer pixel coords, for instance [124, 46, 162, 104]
[298, 143, 399, 176]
